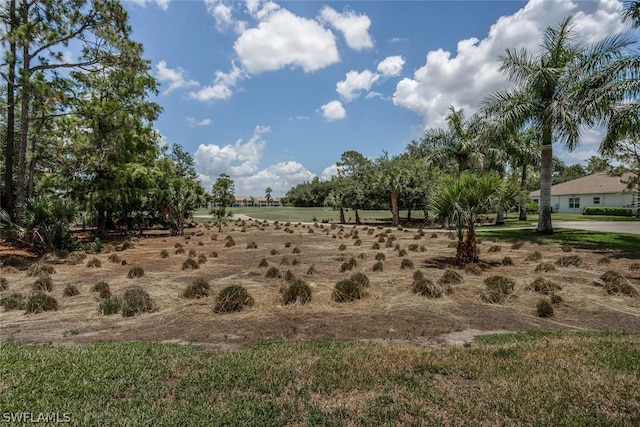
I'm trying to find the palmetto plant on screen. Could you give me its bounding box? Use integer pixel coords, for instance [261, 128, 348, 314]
[21, 196, 77, 252]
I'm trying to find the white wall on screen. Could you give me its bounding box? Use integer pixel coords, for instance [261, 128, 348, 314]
[531, 193, 635, 214]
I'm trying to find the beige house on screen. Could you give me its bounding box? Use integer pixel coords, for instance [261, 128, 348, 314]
[529, 172, 636, 214]
[232, 196, 282, 207]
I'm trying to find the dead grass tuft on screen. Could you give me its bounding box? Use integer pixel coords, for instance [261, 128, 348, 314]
[525, 251, 542, 262]
[464, 263, 483, 275]
[182, 258, 199, 270]
[526, 277, 562, 295]
[556, 255, 583, 268]
[481, 275, 516, 304]
[535, 262, 556, 273]
[439, 269, 463, 285]
[266, 266, 282, 279]
[214, 285, 254, 313]
[127, 265, 144, 278]
[86, 257, 102, 268]
[25, 292, 58, 313]
[182, 278, 211, 299]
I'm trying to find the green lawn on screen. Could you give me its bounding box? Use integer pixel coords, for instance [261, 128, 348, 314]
[2, 333, 639, 426]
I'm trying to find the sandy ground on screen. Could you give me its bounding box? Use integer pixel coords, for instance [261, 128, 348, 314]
[1, 219, 639, 351]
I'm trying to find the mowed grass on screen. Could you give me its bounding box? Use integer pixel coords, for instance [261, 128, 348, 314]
[195, 207, 426, 223]
[2, 332, 639, 426]
[477, 227, 640, 253]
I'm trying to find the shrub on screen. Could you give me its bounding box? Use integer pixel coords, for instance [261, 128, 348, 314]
[354, 239, 362, 246]
[66, 251, 87, 265]
[27, 262, 56, 277]
[121, 240, 134, 250]
[284, 270, 296, 282]
[127, 265, 145, 278]
[182, 278, 211, 299]
[351, 272, 370, 288]
[597, 257, 611, 265]
[536, 298, 554, 317]
[378, 236, 386, 243]
[511, 241, 524, 250]
[333, 278, 366, 302]
[214, 285, 254, 313]
[160, 250, 169, 258]
[599, 270, 638, 297]
[464, 263, 483, 275]
[502, 257, 514, 266]
[282, 278, 312, 305]
[413, 270, 425, 282]
[175, 247, 185, 255]
[561, 244, 573, 253]
[259, 258, 269, 268]
[0, 293, 26, 311]
[108, 254, 121, 263]
[413, 278, 450, 298]
[306, 265, 318, 275]
[224, 237, 235, 248]
[372, 261, 384, 271]
[375, 253, 386, 261]
[385, 239, 394, 248]
[438, 269, 463, 285]
[63, 284, 80, 297]
[266, 266, 282, 279]
[292, 246, 301, 254]
[175, 243, 183, 249]
[408, 244, 419, 252]
[86, 257, 102, 268]
[25, 292, 58, 313]
[526, 277, 562, 295]
[488, 245, 502, 253]
[285, 241, 292, 248]
[628, 263, 640, 272]
[182, 258, 199, 270]
[92, 281, 110, 293]
[198, 241, 204, 246]
[535, 262, 556, 272]
[188, 248, 197, 258]
[121, 287, 155, 317]
[371, 242, 381, 250]
[209, 251, 218, 258]
[556, 255, 583, 268]
[401, 259, 414, 269]
[583, 206, 633, 216]
[270, 249, 279, 255]
[481, 276, 515, 304]
[99, 296, 122, 315]
[0, 277, 7, 291]
[550, 293, 563, 304]
[197, 254, 207, 265]
[340, 262, 354, 272]
[32, 274, 53, 292]
[338, 244, 347, 251]
[525, 251, 542, 262]
[398, 249, 408, 257]
[292, 258, 301, 266]
[247, 241, 258, 249]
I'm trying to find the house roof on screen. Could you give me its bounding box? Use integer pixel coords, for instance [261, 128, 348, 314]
[529, 172, 633, 197]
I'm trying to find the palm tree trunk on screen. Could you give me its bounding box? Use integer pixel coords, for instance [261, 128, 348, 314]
[3, 0, 16, 220]
[537, 143, 553, 234]
[355, 209, 361, 225]
[339, 207, 345, 224]
[519, 165, 528, 221]
[391, 192, 399, 226]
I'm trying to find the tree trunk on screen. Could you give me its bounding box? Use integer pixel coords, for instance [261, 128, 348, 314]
[15, 2, 31, 223]
[519, 165, 528, 221]
[391, 192, 399, 226]
[495, 208, 505, 225]
[339, 207, 345, 224]
[407, 209, 412, 222]
[97, 206, 107, 239]
[456, 221, 478, 266]
[3, 0, 17, 220]
[537, 142, 554, 234]
[354, 209, 360, 225]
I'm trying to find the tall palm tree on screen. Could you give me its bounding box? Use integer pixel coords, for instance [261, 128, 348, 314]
[422, 106, 486, 176]
[623, 1, 640, 28]
[484, 16, 639, 234]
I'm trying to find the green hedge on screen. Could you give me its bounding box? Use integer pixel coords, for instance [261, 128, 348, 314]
[583, 206, 634, 217]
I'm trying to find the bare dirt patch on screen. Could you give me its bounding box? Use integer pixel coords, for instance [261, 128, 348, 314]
[2, 219, 639, 351]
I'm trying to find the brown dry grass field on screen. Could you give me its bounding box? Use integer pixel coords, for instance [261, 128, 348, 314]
[1, 218, 640, 350]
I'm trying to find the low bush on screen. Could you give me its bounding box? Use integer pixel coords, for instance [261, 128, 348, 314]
[306, 264, 318, 275]
[270, 249, 279, 255]
[266, 266, 282, 279]
[99, 297, 122, 315]
[0, 293, 26, 311]
[247, 241, 258, 249]
[182, 258, 199, 270]
[27, 262, 56, 277]
[127, 265, 144, 278]
[160, 250, 169, 258]
[561, 244, 573, 253]
[25, 292, 58, 313]
[214, 285, 254, 313]
[338, 244, 347, 251]
[209, 251, 218, 258]
[333, 277, 366, 302]
[375, 253, 386, 261]
[525, 251, 542, 262]
[188, 248, 197, 258]
[438, 269, 463, 285]
[32, 274, 53, 292]
[372, 261, 384, 271]
[197, 254, 207, 265]
[182, 278, 211, 299]
[66, 252, 87, 265]
[526, 277, 562, 295]
[224, 237, 235, 248]
[481, 275, 515, 304]
[282, 278, 312, 305]
[175, 247, 185, 255]
[63, 284, 80, 297]
[599, 270, 638, 297]
[502, 257, 514, 266]
[259, 258, 269, 268]
[536, 298, 554, 317]
[121, 287, 155, 317]
[488, 245, 502, 253]
[0, 277, 7, 291]
[535, 262, 556, 272]
[350, 272, 370, 289]
[413, 278, 450, 298]
[398, 249, 408, 257]
[121, 240, 134, 250]
[86, 257, 101, 268]
[107, 254, 121, 263]
[464, 263, 483, 275]
[511, 241, 524, 250]
[583, 206, 633, 216]
[280, 256, 290, 266]
[556, 255, 583, 268]
[371, 242, 380, 250]
[401, 259, 414, 269]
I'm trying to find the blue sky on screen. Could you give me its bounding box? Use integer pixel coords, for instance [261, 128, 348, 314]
[121, 0, 630, 196]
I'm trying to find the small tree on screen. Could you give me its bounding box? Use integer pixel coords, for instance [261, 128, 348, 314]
[265, 187, 272, 207]
[211, 174, 235, 231]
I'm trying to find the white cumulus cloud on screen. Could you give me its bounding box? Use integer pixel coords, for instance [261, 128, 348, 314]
[234, 8, 339, 73]
[336, 70, 380, 102]
[189, 62, 246, 102]
[320, 6, 374, 50]
[155, 60, 198, 95]
[377, 55, 405, 77]
[237, 161, 316, 196]
[187, 117, 212, 127]
[124, 0, 169, 11]
[319, 100, 347, 121]
[321, 164, 339, 181]
[392, 0, 625, 130]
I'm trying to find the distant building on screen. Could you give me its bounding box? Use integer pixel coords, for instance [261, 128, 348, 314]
[232, 196, 282, 207]
[529, 172, 636, 214]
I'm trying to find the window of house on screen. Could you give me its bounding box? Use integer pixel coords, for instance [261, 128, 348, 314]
[569, 197, 580, 209]
[593, 197, 600, 205]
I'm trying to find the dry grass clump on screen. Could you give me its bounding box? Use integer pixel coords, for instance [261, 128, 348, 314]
[32, 274, 53, 292]
[401, 259, 414, 269]
[214, 285, 254, 313]
[628, 263, 640, 272]
[398, 249, 408, 257]
[2, 256, 25, 268]
[340, 257, 358, 272]
[258, 258, 269, 268]
[105, 253, 119, 264]
[127, 265, 144, 279]
[121, 240, 134, 250]
[99, 296, 122, 315]
[408, 244, 419, 252]
[511, 241, 524, 250]
[63, 284, 80, 297]
[502, 257, 514, 266]
[306, 264, 318, 275]
[488, 245, 502, 253]
[535, 262, 556, 273]
[188, 248, 197, 258]
[182, 278, 211, 299]
[265, 266, 282, 279]
[372, 261, 384, 271]
[447, 242, 458, 248]
[66, 252, 87, 265]
[561, 244, 573, 252]
[281, 278, 312, 305]
[197, 254, 207, 265]
[332, 273, 370, 302]
[25, 292, 58, 313]
[371, 242, 380, 250]
[556, 255, 583, 268]
[27, 262, 56, 277]
[375, 253, 385, 261]
[1, 266, 19, 274]
[0, 293, 26, 311]
[284, 270, 296, 282]
[182, 258, 199, 270]
[175, 243, 183, 249]
[385, 240, 394, 248]
[292, 247, 301, 254]
[285, 241, 292, 248]
[526, 277, 562, 295]
[224, 236, 236, 248]
[438, 269, 463, 285]
[430, 233, 439, 238]
[525, 251, 542, 262]
[481, 275, 516, 304]
[292, 258, 301, 266]
[413, 278, 450, 298]
[597, 257, 611, 265]
[464, 263, 483, 275]
[104, 244, 115, 253]
[598, 270, 638, 297]
[536, 298, 554, 317]
[0, 277, 8, 291]
[247, 241, 258, 249]
[354, 239, 362, 246]
[280, 256, 290, 266]
[160, 249, 169, 258]
[86, 257, 102, 268]
[270, 249, 279, 255]
[175, 247, 185, 255]
[121, 287, 156, 317]
[209, 251, 218, 258]
[338, 244, 347, 251]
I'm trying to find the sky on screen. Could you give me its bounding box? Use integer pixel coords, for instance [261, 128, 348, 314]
[120, 0, 631, 196]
